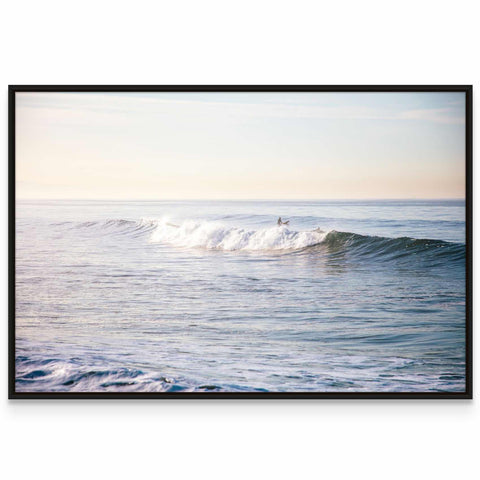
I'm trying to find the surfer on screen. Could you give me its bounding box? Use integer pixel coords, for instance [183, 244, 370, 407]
[277, 217, 289, 226]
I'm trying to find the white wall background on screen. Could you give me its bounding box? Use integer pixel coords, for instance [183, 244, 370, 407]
[1, 1, 477, 478]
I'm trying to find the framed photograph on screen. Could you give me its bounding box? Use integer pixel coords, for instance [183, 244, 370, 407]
[9, 85, 472, 399]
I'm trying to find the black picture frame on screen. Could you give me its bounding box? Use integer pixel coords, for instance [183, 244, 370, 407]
[8, 85, 473, 400]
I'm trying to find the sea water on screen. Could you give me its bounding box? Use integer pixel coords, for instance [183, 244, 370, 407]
[15, 199, 466, 392]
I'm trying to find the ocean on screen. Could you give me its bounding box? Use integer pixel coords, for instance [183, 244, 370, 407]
[15, 199, 466, 393]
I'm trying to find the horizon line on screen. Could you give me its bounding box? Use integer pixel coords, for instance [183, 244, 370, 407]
[15, 197, 466, 202]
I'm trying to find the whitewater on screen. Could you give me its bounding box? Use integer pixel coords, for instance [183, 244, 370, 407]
[15, 199, 466, 393]
[148, 219, 329, 251]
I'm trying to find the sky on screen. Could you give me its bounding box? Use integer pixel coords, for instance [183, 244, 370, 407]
[15, 91, 466, 200]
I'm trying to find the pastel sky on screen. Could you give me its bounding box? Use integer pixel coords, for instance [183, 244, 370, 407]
[16, 91, 466, 199]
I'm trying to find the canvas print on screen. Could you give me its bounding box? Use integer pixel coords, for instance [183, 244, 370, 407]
[11, 87, 470, 397]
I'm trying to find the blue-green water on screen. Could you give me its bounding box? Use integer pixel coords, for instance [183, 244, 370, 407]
[15, 199, 466, 392]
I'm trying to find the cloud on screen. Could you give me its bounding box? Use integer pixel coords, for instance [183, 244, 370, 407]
[16, 92, 465, 125]
[398, 108, 464, 125]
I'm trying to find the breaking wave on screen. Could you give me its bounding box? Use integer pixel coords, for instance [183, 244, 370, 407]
[149, 220, 328, 250]
[72, 218, 465, 261]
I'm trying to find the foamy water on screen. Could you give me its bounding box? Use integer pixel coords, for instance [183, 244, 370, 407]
[15, 199, 466, 393]
[148, 219, 328, 250]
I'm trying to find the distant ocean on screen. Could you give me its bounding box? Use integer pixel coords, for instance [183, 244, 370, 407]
[15, 199, 466, 392]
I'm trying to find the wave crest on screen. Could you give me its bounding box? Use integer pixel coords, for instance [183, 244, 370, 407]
[71, 218, 465, 260]
[149, 220, 328, 251]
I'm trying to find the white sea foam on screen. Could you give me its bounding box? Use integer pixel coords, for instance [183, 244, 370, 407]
[147, 218, 328, 251]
